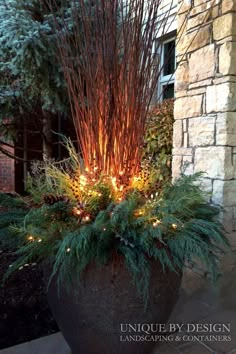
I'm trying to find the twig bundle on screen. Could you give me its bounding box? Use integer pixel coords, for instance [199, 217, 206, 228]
[47, 0, 169, 179]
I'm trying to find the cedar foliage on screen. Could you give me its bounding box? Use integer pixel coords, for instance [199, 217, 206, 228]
[0, 172, 230, 305]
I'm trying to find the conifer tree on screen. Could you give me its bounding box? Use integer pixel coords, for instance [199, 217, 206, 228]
[0, 0, 70, 159]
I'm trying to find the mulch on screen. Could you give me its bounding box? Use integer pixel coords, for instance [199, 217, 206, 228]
[0, 252, 58, 350]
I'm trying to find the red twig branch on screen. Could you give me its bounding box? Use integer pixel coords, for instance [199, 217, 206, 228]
[46, 0, 168, 179]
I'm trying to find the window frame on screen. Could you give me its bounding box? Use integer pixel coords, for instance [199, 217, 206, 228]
[158, 36, 176, 101]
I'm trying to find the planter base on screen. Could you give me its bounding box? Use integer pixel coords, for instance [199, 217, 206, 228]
[47, 257, 181, 354]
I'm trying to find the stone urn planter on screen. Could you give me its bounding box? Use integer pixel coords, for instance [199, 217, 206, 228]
[47, 256, 182, 354]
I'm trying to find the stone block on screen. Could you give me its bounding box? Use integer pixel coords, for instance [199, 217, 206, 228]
[213, 75, 236, 85]
[213, 180, 236, 207]
[222, 207, 235, 233]
[206, 83, 236, 113]
[211, 4, 219, 18]
[188, 87, 206, 96]
[189, 44, 215, 82]
[175, 95, 203, 119]
[182, 155, 193, 174]
[175, 90, 188, 98]
[187, 12, 207, 31]
[194, 146, 233, 179]
[188, 116, 215, 146]
[178, 0, 192, 14]
[216, 112, 236, 145]
[191, 2, 207, 16]
[172, 147, 193, 156]
[222, 0, 236, 13]
[189, 78, 213, 89]
[175, 61, 189, 91]
[199, 177, 213, 196]
[183, 132, 188, 147]
[177, 25, 211, 54]
[172, 155, 182, 180]
[194, 0, 209, 6]
[173, 120, 183, 148]
[183, 119, 188, 132]
[219, 41, 236, 75]
[213, 13, 236, 40]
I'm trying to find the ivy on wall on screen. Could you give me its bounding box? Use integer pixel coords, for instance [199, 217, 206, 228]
[143, 99, 174, 188]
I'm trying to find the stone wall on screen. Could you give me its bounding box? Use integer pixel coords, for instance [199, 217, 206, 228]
[173, 0, 236, 233]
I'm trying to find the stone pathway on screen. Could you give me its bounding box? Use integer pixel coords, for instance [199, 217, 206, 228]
[0, 333, 70, 354]
[154, 257, 236, 354]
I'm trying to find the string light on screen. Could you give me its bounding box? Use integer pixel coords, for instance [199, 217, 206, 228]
[73, 207, 82, 216]
[67, 248, 71, 253]
[38, 238, 42, 243]
[82, 215, 90, 222]
[153, 219, 161, 227]
[103, 228, 106, 231]
[172, 223, 178, 230]
[28, 235, 34, 241]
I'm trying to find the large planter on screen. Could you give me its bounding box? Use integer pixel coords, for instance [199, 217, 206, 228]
[47, 256, 181, 354]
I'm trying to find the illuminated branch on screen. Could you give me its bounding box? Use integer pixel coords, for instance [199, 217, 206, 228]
[46, 0, 169, 180]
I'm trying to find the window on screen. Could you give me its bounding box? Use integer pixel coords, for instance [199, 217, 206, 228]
[159, 37, 176, 101]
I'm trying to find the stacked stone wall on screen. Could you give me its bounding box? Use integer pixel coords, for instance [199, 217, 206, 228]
[173, 0, 236, 232]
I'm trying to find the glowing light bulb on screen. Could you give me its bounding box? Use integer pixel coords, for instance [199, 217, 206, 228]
[119, 170, 124, 176]
[153, 219, 161, 227]
[98, 193, 102, 197]
[67, 248, 71, 253]
[172, 223, 178, 230]
[38, 238, 42, 243]
[73, 207, 81, 216]
[85, 215, 90, 221]
[28, 236, 34, 241]
[103, 228, 106, 231]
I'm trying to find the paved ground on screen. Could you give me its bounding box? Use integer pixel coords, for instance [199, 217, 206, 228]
[154, 251, 236, 354]
[1, 250, 236, 354]
[0, 333, 71, 354]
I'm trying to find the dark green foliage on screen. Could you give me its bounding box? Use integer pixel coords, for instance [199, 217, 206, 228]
[0, 193, 28, 249]
[0, 193, 27, 209]
[1, 174, 231, 305]
[143, 99, 174, 188]
[0, 0, 71, 147]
